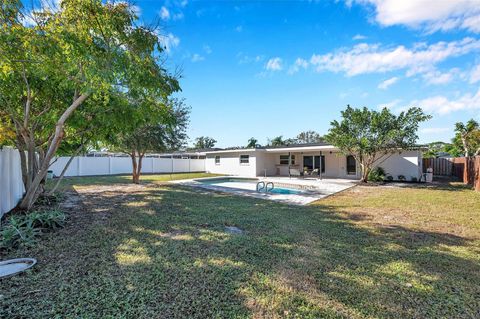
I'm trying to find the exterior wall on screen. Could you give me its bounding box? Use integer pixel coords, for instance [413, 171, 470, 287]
[375, 150, 422, 180]
[205, 151, 257, 177]
[0, 148, 25, 217]
[49, 156, 206, 177]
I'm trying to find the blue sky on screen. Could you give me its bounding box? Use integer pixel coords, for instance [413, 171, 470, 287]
[31, 0, 480, 148]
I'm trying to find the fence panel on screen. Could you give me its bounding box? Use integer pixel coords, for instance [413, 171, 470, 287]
[423, 156, 480, 191]
[0, 148, 25, 217]
[49, 156, 206, 177]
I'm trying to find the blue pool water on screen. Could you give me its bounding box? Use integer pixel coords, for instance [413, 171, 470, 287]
[195, 178, 304, 195]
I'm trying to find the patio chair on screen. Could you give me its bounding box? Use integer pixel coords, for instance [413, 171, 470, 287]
[289, 168, 302, 178]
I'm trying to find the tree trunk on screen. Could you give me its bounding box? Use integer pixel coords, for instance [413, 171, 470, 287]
[18, 93, 90, 210]
[360, 163, 370, 183]
[48, 144, 84, 195]
[130, 152, 139, 184]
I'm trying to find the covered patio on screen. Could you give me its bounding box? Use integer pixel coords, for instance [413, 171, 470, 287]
[261, 144, 359, 180]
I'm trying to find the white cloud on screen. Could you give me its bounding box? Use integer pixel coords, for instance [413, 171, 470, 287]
[352, 34, 367, 40]
[158, 33, 180, 53]
[378, 76, 398, 89]
[288, 58, 309, 74]
[265, 57, 283, 71]
[354, 0, 480, 33]
[308, 37, 480, 76]
[420, 127, 450, 134]
[237, 53, 264, 64]
[422, 68, 459, 85]
[203, 45, 212, 54]
[411, 89, 480, 114]
[173, 12, 184, 20]
[470, 63, 480, 83]
[160, 6, 170, 20]
[378, 99, 402, 109]
[191, 54, 204, 62]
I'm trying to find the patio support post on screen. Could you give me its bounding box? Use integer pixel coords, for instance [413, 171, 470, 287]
[319, 151, 323, 180]
[288, 152, 291, 178]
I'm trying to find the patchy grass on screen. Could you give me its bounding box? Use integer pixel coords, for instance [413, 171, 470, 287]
[46, 172, 220, 192]
[1, 180, 479, 318]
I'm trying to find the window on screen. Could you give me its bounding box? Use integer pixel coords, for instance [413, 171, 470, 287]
[279, 154, 295, 165]
[346, 155, 356, 175]
[215, 156, 220, 165]
[240, 155, 250, 164]
[199, 155, 206, 159]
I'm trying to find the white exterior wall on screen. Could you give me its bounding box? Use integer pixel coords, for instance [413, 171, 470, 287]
[49, 157, 205, 177]
[205, 151, 258, 177]
[376, 150, 422, 180]
[0, 148, 25, 217]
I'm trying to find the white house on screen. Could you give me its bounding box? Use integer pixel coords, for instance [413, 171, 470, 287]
[204, 142, 423, 181]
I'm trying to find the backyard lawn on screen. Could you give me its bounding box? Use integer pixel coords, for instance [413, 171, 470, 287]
[1, 175, 479, 318]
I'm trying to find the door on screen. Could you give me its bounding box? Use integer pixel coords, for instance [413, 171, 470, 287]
[346, 155, 356, 175]
[303, 156, 325, 174]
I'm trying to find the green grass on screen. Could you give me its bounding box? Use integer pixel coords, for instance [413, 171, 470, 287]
[1, 179, 479, 318]
[46, 172, 220, 191]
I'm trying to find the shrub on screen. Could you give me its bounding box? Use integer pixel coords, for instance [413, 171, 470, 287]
[386, 175, 393, 181]
[398, 175, 406, 181]
[368, 167, 386, 182]
[0, 210, 65, 250]
[411, 176, 418, 182]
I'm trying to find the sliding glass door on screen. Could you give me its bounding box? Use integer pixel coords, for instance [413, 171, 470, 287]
[303, 156, 325, 173]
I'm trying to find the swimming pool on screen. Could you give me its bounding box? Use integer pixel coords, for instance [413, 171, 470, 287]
[195, 177, 305, 195]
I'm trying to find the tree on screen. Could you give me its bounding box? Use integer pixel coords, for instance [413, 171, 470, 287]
[325, 105, 431, 182]
[194, 136, 217, 149]
[454, 119, 480, 157]
[0, 0, 179, 209]
[268, 136, 285, 147]
[295, 131, 323, 144]
[111, 99, 189, 183]
[423, 141, 449, 158]
[246, 137, 258, 148]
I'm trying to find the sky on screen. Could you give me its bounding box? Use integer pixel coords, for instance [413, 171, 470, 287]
[29, 0, 480, 148]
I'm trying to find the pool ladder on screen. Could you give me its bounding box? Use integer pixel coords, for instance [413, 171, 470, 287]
[256, 181, 274, 193]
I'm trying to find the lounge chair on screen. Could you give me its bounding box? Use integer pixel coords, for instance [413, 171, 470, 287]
[289, 168, 302, 177]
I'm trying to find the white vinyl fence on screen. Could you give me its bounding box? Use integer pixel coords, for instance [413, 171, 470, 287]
[49, 156, 206, 177]
[0, 148, 25, 217]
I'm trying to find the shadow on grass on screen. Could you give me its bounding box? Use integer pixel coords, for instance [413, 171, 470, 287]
[2, 184, 479, 318]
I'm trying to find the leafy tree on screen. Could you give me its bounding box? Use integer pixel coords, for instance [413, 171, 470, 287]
[325, 105, 431, 182]
[268, 136, 286, 147]
[0, 0, 179, 209]
[423, 141, 450, 158]
[454, 119, 480, 157]
[0, 116, 15, 147]
[295, 131, 323, 144]
[246, 137, 258, 148]
[194, 136, 217, 149]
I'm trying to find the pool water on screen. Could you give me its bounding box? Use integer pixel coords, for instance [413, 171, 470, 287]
[195, 178, 304, 195]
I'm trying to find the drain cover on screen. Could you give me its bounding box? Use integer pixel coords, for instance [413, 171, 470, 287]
[225, 226, 244, 234]
[0, 258, 37, 278]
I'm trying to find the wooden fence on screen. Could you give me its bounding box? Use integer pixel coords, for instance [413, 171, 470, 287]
[423, 156, 480, 191]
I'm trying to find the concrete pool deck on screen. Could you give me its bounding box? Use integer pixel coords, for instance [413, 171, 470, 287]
[171, 176, 357, 205]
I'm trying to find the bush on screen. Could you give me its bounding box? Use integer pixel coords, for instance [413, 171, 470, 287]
[398, 175, 406, 181]
[386, 175, 393, 181]
[411, 176, 418, 182]
[0, 210, 65, 250]
[368, 167, 386, 182]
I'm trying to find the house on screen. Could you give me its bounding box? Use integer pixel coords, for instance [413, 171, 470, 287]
[204, 142, 423, 181]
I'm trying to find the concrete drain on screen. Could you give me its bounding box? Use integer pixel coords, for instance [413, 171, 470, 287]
[225, 226, 244, 234]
